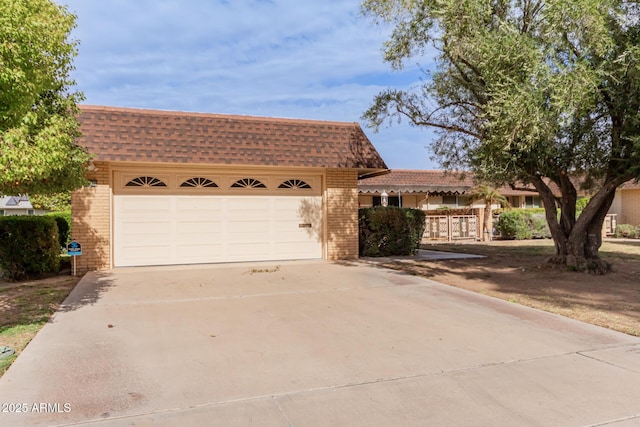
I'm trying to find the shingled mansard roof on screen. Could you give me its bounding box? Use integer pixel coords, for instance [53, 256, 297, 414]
[358, 170, 545, 196]
[77, 105, 388, 172]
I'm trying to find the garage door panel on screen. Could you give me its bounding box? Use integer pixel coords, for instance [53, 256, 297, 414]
[227, 242, 272, 258]
[119, 197, 172, 213]
[122, 222, 171, 246]
[176, 198, 224, 218]
[114, 195, 322, 267]
[176, 221, 224, 235]
[227, 220, 270, 234]
[175, 243, 225, 261]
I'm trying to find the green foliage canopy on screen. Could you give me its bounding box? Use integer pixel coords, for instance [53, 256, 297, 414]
[1, 0, 90, 195]
[362, 0, 640, 185]
[362, 0, 640, 271]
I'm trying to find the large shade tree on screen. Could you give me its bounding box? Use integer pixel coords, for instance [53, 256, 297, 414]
[1, 0, 90, 196]
[362, 0, 640, 273]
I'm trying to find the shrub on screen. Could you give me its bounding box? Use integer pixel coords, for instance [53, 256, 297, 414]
[359, 207, 426, 257]
[615, 224, 638, 239]
[576, 197, 590, 214]
[495, 210, 552, 240]
[45, 210, 71, 249]
[530, 214, 551, 239]
[0, 216, 60, 281]
[496, 210, 531, 239]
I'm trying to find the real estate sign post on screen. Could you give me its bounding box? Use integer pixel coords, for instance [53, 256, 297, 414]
[67, 241, 82, 276]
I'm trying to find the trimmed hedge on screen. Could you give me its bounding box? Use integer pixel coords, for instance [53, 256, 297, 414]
[45, 210, 71, 249]
[615, 224, 639, 239]
[496, 210, 551, 240]
[359, 207, 426, 257]
[0, 216, 60, 281]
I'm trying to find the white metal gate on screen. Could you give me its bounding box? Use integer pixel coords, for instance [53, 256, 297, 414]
[423, 215, 479, 242]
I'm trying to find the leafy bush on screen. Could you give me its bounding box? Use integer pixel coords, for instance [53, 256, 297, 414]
[576, 197, 590, 214]
[496, 210, 530, 239]
[45, 210, 71, 249]
[0, 216, 60, 281]
[359, 207, 426, 257]
[530, 214, 551, 239]
[496, 210, 550, 239]
[615, 224, 639, 239]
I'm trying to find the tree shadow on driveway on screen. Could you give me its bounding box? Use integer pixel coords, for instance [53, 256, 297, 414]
[364, 243, 640, 336]
[57, 271, 115, 313]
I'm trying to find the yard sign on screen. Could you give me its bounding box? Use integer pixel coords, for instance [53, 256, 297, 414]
[67, 240, 82, 276]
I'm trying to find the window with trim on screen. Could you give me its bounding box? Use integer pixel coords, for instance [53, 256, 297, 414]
[458, 195, 472, 207]
[180, 177, 218, 188]
[525, 196, 541, 208]
[373, 196, 400, 207]
[442, 195, 458, 207]
[440, 195, 471, 208]
[125, 176, 167, 187]
[231, 178, 267, 188]
[278, 179, 311, 189]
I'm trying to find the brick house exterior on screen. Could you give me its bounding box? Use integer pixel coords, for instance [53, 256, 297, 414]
[72, 106, 387, 272]
[609, 182, 640, 227]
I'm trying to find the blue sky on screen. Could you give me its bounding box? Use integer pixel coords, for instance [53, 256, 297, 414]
[56, 0, 439, 169]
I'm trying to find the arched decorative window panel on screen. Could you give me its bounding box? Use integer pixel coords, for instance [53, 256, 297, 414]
[125, 176, 167, 187]
[278, 179, 311, 189]
[180, 177, 218, 188]
[231, 178, 267, 189]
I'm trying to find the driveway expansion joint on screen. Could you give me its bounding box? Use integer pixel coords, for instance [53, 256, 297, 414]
[272, 396, 295, 427]
[584, 413, 640, 427]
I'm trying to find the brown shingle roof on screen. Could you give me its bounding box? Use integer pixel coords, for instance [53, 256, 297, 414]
[359, 169, 472, 194]
[621, 180, 640, 189]
[359, 169, 542, 196]
[77, 105, 387, 171]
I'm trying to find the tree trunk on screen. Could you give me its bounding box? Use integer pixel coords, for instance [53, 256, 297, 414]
[563, 188, 617, 273]
[483, 202, 492, 241]
[531, 175, 623, 274]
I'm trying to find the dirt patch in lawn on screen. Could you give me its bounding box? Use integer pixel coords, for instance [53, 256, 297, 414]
[377, 239, 640, 336]
[0, 274, 81, 375]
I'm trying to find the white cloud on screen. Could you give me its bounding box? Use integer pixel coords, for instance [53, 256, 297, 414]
[58, 0, 440, 169]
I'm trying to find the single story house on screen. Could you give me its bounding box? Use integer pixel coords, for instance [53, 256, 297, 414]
[0, 195, 46, 216]
[357, 169, 623, 240]
[72, 105, 387, 272]
[609, 181, 640, 226]
[357, 170, 541, 210]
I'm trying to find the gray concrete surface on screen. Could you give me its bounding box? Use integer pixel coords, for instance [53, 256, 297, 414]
[0, 260, 639, 426]
[362, 249, 486, 262]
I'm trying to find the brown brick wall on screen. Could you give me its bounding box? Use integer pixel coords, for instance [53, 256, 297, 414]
[621, 189, 640, 226]
[326, 169, 359, 260]
[70, 164, 363, 269]
[71, 161, 111, 272]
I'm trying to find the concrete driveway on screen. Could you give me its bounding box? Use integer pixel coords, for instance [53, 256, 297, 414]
[1, 261, 639, 426]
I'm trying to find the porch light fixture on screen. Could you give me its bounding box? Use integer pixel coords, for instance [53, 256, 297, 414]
[381, 191, 389, 207]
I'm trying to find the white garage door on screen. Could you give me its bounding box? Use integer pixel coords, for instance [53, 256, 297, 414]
[114, 195, 323, 267]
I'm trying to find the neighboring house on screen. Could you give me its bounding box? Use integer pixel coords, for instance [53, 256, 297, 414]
[0, 195, 46, 216]
[357, 170, 539, 210]
[357, 170, 620, 241]
[609, 181, 640, 226]
[72, 105, 387, 272]
[357, 170, 534, 241]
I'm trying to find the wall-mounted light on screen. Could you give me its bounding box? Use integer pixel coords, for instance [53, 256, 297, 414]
[87, 161, 98, 172]
[381, 191, 389, 207]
